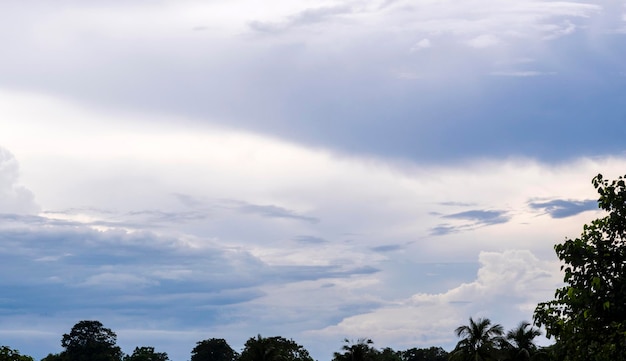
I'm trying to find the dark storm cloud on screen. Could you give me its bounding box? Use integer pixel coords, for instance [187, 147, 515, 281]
[529, 199, 597, 218]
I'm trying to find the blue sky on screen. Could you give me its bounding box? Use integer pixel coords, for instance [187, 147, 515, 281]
[1, 1, 626, 360]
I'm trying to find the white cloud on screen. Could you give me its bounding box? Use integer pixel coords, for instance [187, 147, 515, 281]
[466, 34, 500, 48]
[314, 250, 561, 349]
[0, 147, 39, 214]
[410, 38, 431, 52]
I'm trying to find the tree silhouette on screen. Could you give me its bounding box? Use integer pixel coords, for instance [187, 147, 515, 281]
[503, 321, 541, 361]
[191, 338, 237, 361]
[61, 320, 122, 361]
[239, 335, 313, 361]
[534, 174, 626, 360]
[332, 339, 379, 361]
[450, 317, 503, 361]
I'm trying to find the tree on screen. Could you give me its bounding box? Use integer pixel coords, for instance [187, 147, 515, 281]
[332, 339, 379, 361]
[191, 339, 237, 361]
[377, 348, 401, 361]
[401, 347, 448, 361]
[61, 320, 123, 361]
[502, 321, 541, 361]
[239, 335, 313, 361]
[0, 346, 34, 361]
[534, 174, 626, 361]
[123, 347, 168, 361]
[40, 354, 65, 361]
[450, 317, 503, 361]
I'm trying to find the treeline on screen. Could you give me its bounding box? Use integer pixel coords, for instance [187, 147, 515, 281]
[0, 319, 450, 361]
[1, 316, 553, 361]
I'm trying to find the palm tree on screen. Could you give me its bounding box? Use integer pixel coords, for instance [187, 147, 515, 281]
[503, 321, 542, 361]
[450, 317, 504, 361]
[333, 339, 379, 361]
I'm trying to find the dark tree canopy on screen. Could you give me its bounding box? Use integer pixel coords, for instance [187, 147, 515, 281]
[501, 321, 541, 361]
[332, 339, 379, 361]
[239, 335, 313, 361]
[534, 174, 626, 360]
[0, 346, 34, 361]
[400, 347, 448, 361]
[61, 320, 123, 361]
[123, 347, 169, 361]
[450, 317, 504, 361]
[191, 338, 237, 361]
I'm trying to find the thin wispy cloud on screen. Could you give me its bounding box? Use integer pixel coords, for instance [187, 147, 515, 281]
[529, 199, 597, 218]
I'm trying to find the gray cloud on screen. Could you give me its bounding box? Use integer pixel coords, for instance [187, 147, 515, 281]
[0, 2, 620, 166]
[294, 235, 328, 244]
[221, 200, 319, 224]
[370, 244, 404, 253]
[443, 210, 509, 224]
[431, 210, 510, 235]
[529, 198, 597, 218]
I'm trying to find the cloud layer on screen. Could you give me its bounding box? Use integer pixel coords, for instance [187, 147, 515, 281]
[1, 1, 625, 361]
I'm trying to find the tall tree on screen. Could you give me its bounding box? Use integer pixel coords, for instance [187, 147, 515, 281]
[61, 320, 123, 361]
[239, 335, 313, 361]
[123, 347, 168, 361]
[0, 346, 34, 361]
[450, 317, 503, 361]
[534, 174, 626, 361]
[332, 339, 379, 361]
[503, 321, 541, 361]
[191, 339, 237, 361]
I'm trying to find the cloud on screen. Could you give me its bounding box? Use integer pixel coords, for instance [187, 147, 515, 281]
[529, 199, 597, 218]
[431, 210, 510, 235]
[410, 38, 431, 52]
[443, 210, 509, 224]
[294, 235, 328, 244]
[0, 147, 38, 214]
[466, 34, 500, 48]
[223, 200, 320, 224]
[248, 5, 353, 34]
[314, 250, 561, 350]
[490, 71, 555, 77]
[371, 244, 404, 253]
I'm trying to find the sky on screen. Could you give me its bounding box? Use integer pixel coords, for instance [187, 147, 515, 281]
[1, 0, 626, 360]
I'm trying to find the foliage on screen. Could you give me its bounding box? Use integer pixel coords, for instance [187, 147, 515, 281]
[534, 174, 626, 361]
[123, 347, 168, 361]
[0, 346, 34, 361]
[450, 317, 504, 361]
[501, 321, 541, 361]
[40, 354, 65, 361]
[191, 339, 237, 361]
[377, 348, 401, 361]
[400, 347, 447, 361]
[239, 335, 313, 361]
[332, 339, 379, 361]
[61, 320, 123, 361]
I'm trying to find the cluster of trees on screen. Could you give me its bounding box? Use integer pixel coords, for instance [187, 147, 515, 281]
[3, 173, 626, 361]
[0, 322, 449, 361]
